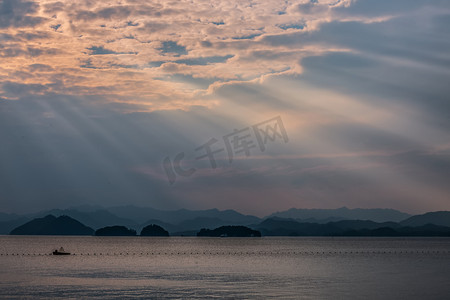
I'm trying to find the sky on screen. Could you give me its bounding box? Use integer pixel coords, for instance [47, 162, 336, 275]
[1, 0, 450, 216]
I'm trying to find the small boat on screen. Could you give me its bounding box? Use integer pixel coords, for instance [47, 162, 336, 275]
[52, 247, 71, 255]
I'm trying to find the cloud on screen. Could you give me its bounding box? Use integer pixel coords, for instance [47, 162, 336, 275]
[0, 0, 46, 28]
[1, 0, 368, 111]
[73, 6, 133, 21]
[28, 63, 54, 72]
[168, 55, 234, 66]
[158, 41, 188, 56]
[0, 44, 60, 57]
[295, 0, 329, 15]
[86, 45, 137, 55]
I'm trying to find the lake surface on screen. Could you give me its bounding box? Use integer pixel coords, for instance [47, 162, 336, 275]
[0, 236, 449, 299]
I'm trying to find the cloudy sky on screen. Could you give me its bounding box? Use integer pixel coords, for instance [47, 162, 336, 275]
[1, 0, 450, 216]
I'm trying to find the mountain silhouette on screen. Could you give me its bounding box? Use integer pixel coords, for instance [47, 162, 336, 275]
[140, 224, 169, 236]
[140, 219, 179, 233]
[268, 207, 411, 223]
[108, 205, 260, 225]
[255, 218, 340, 236]
[10, 215, 94, 235]
[197, 226, 261, 237]
[400, 211, 450, 227]
[3, 206, 450, 236]
[254, 217, 450, 236]
[37, 208, 138, 230]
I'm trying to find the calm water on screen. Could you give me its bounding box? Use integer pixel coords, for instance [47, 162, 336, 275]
[0, 236, 449, 299]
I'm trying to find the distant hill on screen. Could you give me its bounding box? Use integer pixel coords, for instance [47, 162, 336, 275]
[108, 205, 261, 226]
[197, 226, 261, 237]
[95, 226, 137, 236]
[140, 219, 179, 233]
[268, 207, 411, 223]
[36, 209, 137, 230]
[3, 207, 450, 237]
[1, 206, 260, 235]
[254, 217, 450, 236]
[141, 224, 169, 236]
[139, 216, 255, 235]
[255, 218, 339, 236]
[329, 220, 401, 230]
[10, 215, 94, 235]
[344, 224, 450, 237]
[400, 211, 450, 227]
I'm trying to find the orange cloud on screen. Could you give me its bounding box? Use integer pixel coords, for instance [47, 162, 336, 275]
[0, 0, 371, 111]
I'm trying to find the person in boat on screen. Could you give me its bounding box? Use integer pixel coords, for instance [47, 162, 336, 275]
[53, 247, 70, 255]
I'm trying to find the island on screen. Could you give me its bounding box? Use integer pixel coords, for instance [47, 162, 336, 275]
[9, 215, 94, 236]
[197, 225, 261, 237]
[140, 224, 169, 236]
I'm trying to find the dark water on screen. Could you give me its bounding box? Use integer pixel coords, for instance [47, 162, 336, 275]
[0, 236, 449, 299]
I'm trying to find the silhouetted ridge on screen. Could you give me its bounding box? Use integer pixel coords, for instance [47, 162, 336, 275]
[140, 224, 169, 236]
[95, 226, 136, 236]
[254, 217, 450, 236]
[197, 226, 261, 237]
[268, 207, 411, 223]
[3, 207, 450, 237]
[10, 215, 94, 235]
[110, 205, 260, 225]
[400, 211, 450, 227]
[42, 208, 138, 230]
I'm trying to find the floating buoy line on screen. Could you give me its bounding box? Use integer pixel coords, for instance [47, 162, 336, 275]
[0, 250, 449, 256]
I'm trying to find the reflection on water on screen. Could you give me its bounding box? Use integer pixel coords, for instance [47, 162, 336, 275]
[1, 236, 449, 299]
